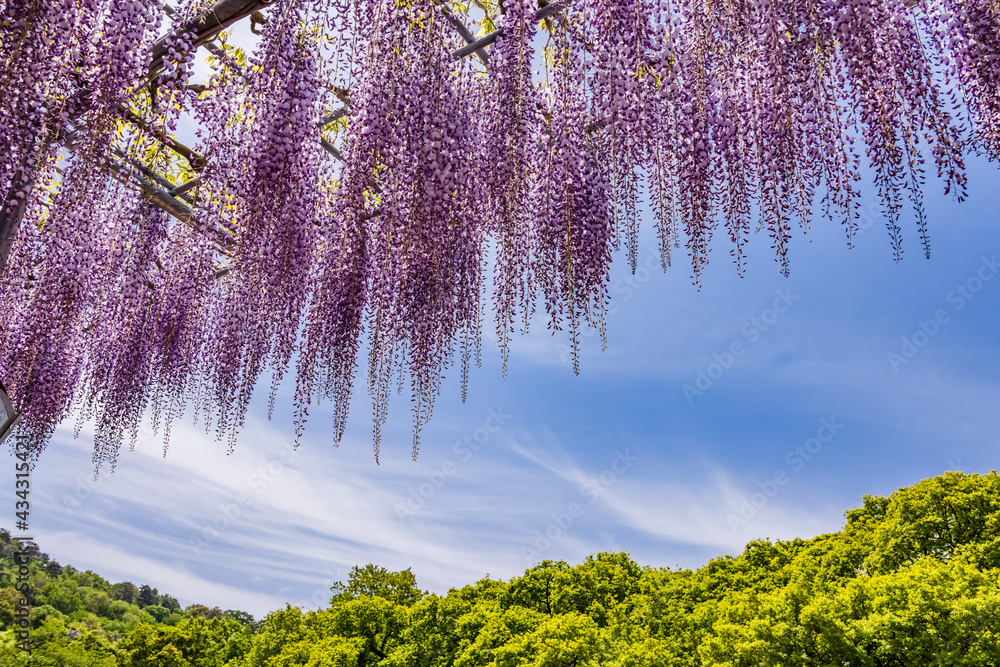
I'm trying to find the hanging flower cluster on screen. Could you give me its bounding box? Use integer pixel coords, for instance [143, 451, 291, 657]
[0, 0, 162, 264]
[584, 0, 661, 273]
[296, 1, 487, 460]
[191, 1, 325, 449]
[484, 0, 541, 375]
[933, 0, 1000, 160]
[536, 33, 614, 374]
[0, 0, 997, 467]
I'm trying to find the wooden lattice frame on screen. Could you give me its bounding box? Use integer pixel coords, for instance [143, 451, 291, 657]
[81, 1, 565, 241]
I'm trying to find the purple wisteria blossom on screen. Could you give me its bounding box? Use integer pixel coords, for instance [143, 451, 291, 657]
[0, 0, 996, 465]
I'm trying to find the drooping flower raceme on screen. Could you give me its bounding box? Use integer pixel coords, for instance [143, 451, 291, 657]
[195, 2, 324, 450]
[484, 0, 541, 377]
[0, 0, 996, 466]
[537, 30, 614, 374]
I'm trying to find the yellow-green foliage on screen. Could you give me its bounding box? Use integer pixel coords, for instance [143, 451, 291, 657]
[2, 471, 999, 665]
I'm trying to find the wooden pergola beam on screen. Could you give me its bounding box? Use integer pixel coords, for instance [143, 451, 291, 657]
[148, 0, 272, 77]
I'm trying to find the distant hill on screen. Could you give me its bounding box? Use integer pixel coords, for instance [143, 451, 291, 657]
[2, 470, 999, 666]
[0, 529, 254, 665]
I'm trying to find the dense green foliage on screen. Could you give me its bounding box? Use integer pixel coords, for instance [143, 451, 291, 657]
[0, 532, 256, 665]
[3, 471, 999, 665]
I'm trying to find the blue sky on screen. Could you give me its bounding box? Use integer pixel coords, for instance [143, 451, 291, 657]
[6, 14, 1000, 617]
[7, 149, 998, 619]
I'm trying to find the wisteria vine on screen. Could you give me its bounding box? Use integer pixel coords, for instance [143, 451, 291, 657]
[0, 0, 997, 468]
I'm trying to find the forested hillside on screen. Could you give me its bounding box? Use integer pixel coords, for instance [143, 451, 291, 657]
[2, 471, 999, 666]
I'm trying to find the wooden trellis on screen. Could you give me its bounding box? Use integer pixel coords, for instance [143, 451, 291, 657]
[66, 0, 565, 245]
